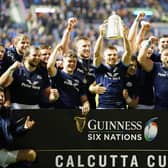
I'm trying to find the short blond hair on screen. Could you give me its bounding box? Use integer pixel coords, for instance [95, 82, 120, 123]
[13, 34, 30, 46]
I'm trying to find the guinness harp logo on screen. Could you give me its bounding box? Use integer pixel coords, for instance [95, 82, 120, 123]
[74, 116, 87, 133]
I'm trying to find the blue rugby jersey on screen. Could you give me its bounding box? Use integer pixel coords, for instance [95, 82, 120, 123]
[150, 52, 161, 62]
[153, 63, 168, 109]
[51, 69, 87, 108]
[38, 66, 54, 108]
[5, 46, 23, 63]
[0, 106, 27, 147]
[136, 65, 154, 106]
[124, 75, 140, 99]
[95, 61, 128, 109]
[74, 58, 96, 108]
[0, 47, 24, 76]
[0, 57, 12, 76]
[9, 65, 50, 105]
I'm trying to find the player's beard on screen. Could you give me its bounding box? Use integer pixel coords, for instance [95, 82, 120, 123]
[29, 62, 39, 68]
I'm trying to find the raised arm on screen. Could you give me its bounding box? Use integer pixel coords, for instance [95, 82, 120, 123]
[0, 61, 21, 87]
[121, 24, 132, 66]
[93, 23, 106, 67]
[135, 20, 151, 53]
[128, 12, 145, 54]
[60, 17, 78, 54]
[137, 36, 158, 72]
[47, 44, 63, 77]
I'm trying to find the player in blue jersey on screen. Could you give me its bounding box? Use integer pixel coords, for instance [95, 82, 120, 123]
[123, 56, 140, 109]
[0, 44, 15, 107]
[127, 14, 155, 109]
[5, 34, 30, 64]
[47, 44, 90, 115]
[0, 87, 36, 168]
[73, 36, 97, 108]
[0, 46, 59, 109]
[58, 17, 101, 109]
[151, 35, 168, 62]
[0, 44, 12, 76]
[38, 45, 55, 108]
[136, 37, 157, 109]
[3, 34, 31, 108]
[137, 36, 168, 109]
[93, 22, 132, 109]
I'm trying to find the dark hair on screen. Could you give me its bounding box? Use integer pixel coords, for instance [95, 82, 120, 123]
[24, 46, 40, 57]
[64, 50, 77, 59]
[159, 34, 168, 39]
[131, 55, 137, 62]
[105, 45, 118, 51]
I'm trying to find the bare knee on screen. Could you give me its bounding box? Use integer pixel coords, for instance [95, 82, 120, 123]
[17, 149, 36, 162]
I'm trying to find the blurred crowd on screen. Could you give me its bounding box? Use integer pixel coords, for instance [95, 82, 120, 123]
[0, 0, 167, 48]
